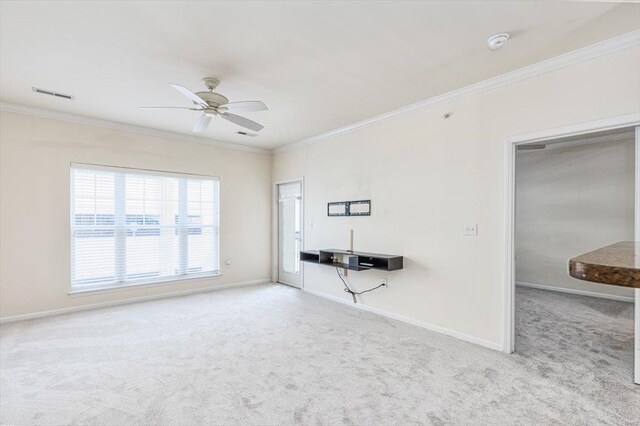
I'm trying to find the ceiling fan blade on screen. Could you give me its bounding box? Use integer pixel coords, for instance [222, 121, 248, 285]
[220, 112, 264, 132]
[139, 106, 201, 110]
[192, 114, 212, 132]
[170, 84, 209, 107]
[219, 101, 268, 113]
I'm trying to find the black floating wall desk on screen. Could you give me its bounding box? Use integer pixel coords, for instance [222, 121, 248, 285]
[300, 249, 403, 272]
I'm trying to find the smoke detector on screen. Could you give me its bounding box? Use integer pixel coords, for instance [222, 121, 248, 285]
[487, 33, 510, 50]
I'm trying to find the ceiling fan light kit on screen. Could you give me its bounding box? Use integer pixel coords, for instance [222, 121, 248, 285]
[140, 77, 268, 133]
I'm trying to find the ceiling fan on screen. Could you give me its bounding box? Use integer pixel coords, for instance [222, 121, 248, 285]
[140, 77, 267, 133]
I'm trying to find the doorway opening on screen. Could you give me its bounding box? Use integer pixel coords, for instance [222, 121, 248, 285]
[277, 179, 303, 288]
[505, 116, 640, 385]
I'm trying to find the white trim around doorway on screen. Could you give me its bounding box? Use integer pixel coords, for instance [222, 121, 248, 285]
[273, 177, 305, 289]
[635, 126, 640, 384]
[503, 113, 640, 354]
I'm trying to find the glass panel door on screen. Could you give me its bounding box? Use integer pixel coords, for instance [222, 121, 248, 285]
[278, 181, 302, 287]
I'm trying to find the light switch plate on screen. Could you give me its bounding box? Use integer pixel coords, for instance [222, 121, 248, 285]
[464, 224, 478, 236]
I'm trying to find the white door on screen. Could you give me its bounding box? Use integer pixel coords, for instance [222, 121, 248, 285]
[278, 181, 302, 287]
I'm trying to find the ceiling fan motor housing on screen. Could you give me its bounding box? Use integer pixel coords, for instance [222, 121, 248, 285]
[195, 91, 229, 108]
[196, 77, 228, 108]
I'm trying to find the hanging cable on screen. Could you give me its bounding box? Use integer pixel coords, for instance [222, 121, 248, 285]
[335, 267, 386, 303]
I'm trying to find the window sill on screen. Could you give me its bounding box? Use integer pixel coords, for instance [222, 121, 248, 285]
[68, 272, 221, 297]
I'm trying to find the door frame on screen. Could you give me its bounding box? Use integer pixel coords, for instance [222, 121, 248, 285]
[635, 125, 640, 384]
[273, 177, 304, 288]
[503, 113, 640, 354]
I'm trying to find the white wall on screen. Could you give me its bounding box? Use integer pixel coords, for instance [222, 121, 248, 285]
[0, 111, 272, 319]
[273, 46, 640, 348]
[515, 138, 635, 299]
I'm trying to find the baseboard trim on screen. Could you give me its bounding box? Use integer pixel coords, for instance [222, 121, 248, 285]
[302, 288, 503, 352]
[0, 278, 271, 324]
[516, 281, 634, 303]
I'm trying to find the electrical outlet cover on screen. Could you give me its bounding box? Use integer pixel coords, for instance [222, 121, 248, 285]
[463, 224, 478, 236]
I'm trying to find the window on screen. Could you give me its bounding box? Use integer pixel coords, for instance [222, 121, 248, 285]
[70, 164, 220, 291]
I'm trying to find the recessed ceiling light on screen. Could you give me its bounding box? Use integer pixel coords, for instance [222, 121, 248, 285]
[487, 33, 510, 50]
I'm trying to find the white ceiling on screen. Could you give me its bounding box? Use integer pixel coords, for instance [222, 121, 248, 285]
[1, 1, 638, 149]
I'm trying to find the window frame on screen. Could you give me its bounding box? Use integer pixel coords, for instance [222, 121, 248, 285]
[69, 163, 221, 296]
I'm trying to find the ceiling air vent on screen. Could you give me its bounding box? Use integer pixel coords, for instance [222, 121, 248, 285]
[32, 87, 74, 100]
[236, 131, 257, 137]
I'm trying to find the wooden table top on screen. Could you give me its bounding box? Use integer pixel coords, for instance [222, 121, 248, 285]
[569, 241, 640, 288]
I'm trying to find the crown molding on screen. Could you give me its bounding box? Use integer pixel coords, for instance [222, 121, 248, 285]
[0, 102, 271, 155]
[275, 29, 640, 154]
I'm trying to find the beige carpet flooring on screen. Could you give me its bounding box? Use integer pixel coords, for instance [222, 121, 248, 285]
[1, 284, 638, 425]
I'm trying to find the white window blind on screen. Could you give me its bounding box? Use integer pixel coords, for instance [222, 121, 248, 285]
[70, 164, 220, 290]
